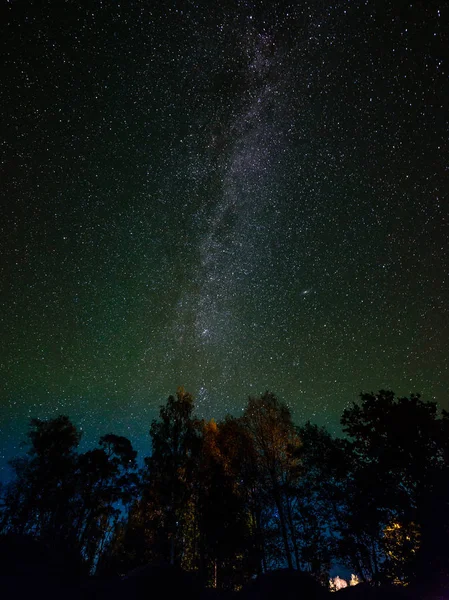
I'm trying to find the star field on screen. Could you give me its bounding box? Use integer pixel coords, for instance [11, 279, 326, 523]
[1, 0, 448, 477]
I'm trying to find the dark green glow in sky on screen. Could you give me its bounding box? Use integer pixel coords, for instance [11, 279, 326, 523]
[1, 1, 448, 477]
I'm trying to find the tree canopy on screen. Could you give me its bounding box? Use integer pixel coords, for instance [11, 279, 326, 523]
[2, 388, 449, 593]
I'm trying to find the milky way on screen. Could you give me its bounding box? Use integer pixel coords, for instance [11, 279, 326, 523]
[165, 28, 295, 410]
[1, 1, 448, 477]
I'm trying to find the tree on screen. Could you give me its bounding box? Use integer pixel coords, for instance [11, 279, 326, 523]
[213, 415, 266, 579]
[74, 434, 138, 571]
[340, 390, 449, 584]
[194, 418, 258, 590]
[242, 392, 301, 570]
[0, 416, 81, 540]
[146, 387, 202, 567]
[0, 416, 138, 575]
[294, 422, 346, 582]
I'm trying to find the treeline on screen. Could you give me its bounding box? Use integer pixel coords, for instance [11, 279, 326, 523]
[1, 389, 449, 591]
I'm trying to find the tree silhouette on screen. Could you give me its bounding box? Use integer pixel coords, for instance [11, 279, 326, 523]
[294, 422, 346, 582]
[146, 387, 201, 567]
[340, 390, 449, 584]
[0, 416, 81, 540]
[0, 415, 138, 574]
[242, 391, 301, 570]
[194, 417, 257, 589]
[2, 386, 449, 594]
[74, 434, 138, 571]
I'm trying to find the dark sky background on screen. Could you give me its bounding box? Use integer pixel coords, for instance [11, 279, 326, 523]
[1, 0, 448, 480]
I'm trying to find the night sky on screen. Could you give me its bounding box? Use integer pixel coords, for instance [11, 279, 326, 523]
[1, 0, 448, 478]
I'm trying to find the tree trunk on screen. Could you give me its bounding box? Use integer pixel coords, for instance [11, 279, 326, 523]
[285, 493, 300, 570]
[256, 507, 267, 574]
[274, 487, 293, 569]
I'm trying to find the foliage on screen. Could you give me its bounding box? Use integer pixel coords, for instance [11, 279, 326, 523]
[340, 390, 449, 583]
[242, 391, 301, 570]
[383, 521, 421, 584]
[0, 416, 138, 573]
[146, 386, 201, 568]
[1, 387, 449, 590]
